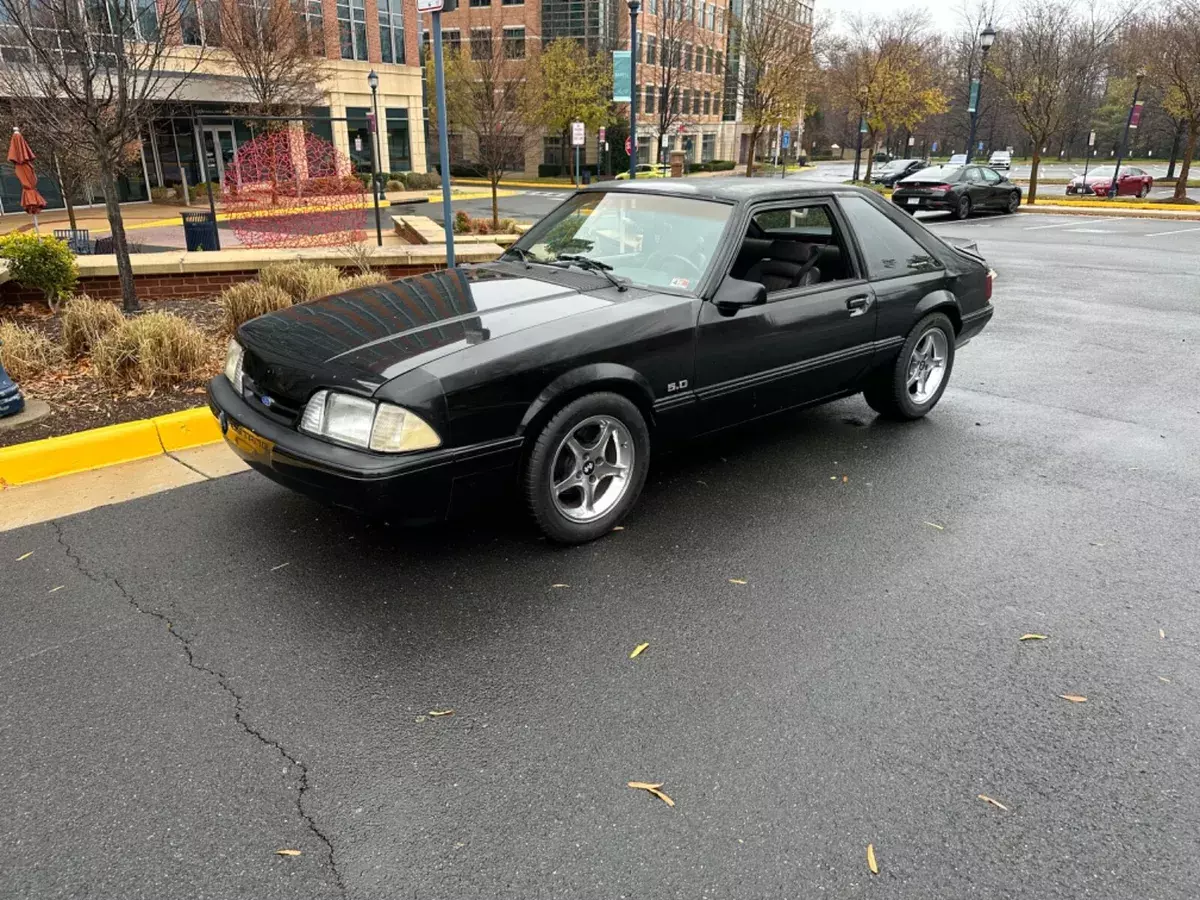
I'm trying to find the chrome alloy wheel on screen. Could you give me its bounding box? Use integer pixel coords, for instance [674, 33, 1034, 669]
[550, 416, 634, 523]
[907, 327, 949, 404]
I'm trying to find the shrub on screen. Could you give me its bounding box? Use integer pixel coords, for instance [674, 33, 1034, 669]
[404, 171, 442, 190]
[188, 181, 218, 202]
[218, 281, 293, 333]
[61, 294, 124, 357]
[92, 312, 208, 390]
[0, 233, 78, 310]
[340, 271, 391, 290]
[259, 262, 344, 302]
[0, 321, 62, 381]
[453, 210, 471, 234]
[386, 179, 404, 191]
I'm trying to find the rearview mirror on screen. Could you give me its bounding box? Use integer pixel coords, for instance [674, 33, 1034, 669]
[714, 276, 767, 316]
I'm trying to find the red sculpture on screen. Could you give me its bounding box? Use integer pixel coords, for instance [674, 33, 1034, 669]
[222, 130, 367, 249]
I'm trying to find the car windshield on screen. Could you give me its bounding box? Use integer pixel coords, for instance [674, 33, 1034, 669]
[948, 155, 967, 164]
[510, 190, 733, 292]
[1083, 168, 1123, 180]
[906, 166, 962, 182]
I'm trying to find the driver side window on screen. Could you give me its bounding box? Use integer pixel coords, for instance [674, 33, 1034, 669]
[731, 202, 856, 297]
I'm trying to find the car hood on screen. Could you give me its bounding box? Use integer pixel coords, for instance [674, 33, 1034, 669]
[238, 265, 614, 401]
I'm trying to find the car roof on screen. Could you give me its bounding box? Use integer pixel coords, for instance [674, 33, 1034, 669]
[577, 177, 881, 204]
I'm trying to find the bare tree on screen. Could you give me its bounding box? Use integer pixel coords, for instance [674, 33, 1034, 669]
[988, 0, 1128, 203]
[2, 103, 99, 230]
[219, 0, 328, 115]
[1139, 0, 1200, 201]
[733, 0, 820, 177]
[643, 0, 705, 165]
[0, 0, 202, 310]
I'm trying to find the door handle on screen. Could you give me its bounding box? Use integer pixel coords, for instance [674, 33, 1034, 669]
[846, 294, 872, 317]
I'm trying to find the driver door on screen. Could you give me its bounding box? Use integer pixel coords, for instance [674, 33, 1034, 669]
[693, 199, 878, 432]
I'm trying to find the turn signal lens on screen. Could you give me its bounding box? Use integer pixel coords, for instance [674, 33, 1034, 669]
[300, 389, 328, 434]
[224, 340, 244, 394]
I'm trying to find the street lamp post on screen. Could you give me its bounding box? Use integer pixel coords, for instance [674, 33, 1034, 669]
[628, 0, 640, 179]
[367, 69, 383, 247]
[965, 23, 996, 164]
[852, 87, 867, 183]
[1110, 67, 1146, 199]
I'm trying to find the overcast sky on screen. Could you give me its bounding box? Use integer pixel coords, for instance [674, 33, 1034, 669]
[827, 0, 948, 32]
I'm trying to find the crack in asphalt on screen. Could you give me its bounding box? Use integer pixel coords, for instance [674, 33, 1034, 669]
[50, 519, 347, 898]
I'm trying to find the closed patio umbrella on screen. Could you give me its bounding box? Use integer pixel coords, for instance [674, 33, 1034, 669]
[8, 127, 46, 232]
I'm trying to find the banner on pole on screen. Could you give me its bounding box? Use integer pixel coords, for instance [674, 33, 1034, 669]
[1130, 100, 1144, 129]
[967, 80, 980, 114]
[612, 51, 631, 102]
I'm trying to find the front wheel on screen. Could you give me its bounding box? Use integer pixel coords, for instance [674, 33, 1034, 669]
[523, 392, 650, 544]
[1138, 184, 1150, 198]
[953, 195, 972, 220]
[1006, 191, 1021, 213]
[863, 313, 956, 420]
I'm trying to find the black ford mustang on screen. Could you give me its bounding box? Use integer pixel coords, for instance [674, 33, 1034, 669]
[209, 180, 994, 543]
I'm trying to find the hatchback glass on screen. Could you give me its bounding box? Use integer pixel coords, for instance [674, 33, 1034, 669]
[512, 191, 733, 291]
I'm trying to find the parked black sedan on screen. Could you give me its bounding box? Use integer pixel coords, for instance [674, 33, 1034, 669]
[209, 180, 994, 543]
[871, 158, 929, 187]
[892, 164, 1023, 219]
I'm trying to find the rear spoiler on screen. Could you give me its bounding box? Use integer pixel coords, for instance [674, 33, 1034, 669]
[941, 235, 985, 263]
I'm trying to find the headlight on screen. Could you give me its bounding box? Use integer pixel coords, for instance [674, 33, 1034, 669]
[224, 340, 244, 394]
[299, 390, 441, 453]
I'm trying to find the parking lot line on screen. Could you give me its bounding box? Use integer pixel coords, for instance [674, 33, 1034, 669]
[1022, 220, 1082, 230]
[1143, 225, 1200, 237]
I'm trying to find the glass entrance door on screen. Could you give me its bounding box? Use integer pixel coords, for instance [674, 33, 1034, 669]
[202, 127, 238, 182]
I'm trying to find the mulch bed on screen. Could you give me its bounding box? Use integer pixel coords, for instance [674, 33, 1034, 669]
[0, 297, 225, 448]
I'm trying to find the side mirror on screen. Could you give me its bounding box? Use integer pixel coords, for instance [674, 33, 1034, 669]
[713, 276, 767, 316]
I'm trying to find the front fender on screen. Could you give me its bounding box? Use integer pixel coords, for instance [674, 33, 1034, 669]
[518, 363, 656, 435]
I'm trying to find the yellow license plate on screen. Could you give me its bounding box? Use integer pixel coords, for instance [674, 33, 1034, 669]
[227, 422, 274, 459]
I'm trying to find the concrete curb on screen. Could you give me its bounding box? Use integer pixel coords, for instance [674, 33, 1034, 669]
[0, 407, 220, 488]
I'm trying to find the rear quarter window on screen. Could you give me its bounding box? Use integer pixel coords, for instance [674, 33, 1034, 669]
[838, 195, 942, 280]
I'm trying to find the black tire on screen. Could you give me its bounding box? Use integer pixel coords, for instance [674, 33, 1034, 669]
[863, 312, 957, 421]
[953, 194, 972, 220]
[1007, 191, 1021, 213]
[1138, 184, 1150, 199]
[523, 392, 650, 544]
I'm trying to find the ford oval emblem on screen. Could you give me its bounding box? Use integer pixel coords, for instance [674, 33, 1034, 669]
[261, 394, 273, 408]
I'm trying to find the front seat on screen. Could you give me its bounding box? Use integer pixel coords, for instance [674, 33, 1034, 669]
[744, 240, 821, 293]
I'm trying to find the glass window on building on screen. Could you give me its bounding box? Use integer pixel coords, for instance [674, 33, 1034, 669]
[471, 28, 492, 59]
[304, 0, 324, 54]
[346, 107, 373, 174]
[502, 0, 524, 5]
[181, 0, 219, 45]
[692, 91, 700, 114]
[682, 89, 691, 114]
[503, 27, 525, 59]
[443, 29, 460, 51]
[543, 135, 564, 166]
[702, 91, 710, 115]
[385, 108, 412, 172]
[670, 88, 679, 114]
[470, 0, 490, 6]
[339, 0, 368, 60]
[648, 0, 657, 14]
[702, 133, 715, 161]
[682, 43, 691, 70]
[645, 36, 655, 65]
[644, 84, 655, 114]
[378, 0, 403, 63]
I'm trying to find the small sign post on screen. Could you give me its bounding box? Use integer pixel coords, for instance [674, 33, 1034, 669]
[571, 121, 585, 188]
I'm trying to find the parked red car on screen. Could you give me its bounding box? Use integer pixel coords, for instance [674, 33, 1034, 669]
[1066, 166, 1154, 198]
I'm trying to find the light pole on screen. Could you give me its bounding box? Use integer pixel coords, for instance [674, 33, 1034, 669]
[964, 23, 996, 164]
[1110, 66, 1146, 199]
[431, 5, 456, 267]
[367, 69, 383, 247]
[852, 87, 867, 183]
[628, 0, 640, 179]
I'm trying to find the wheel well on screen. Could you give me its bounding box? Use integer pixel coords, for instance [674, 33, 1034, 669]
[520, 379, 656, 451]
[936, 303, 963, 334]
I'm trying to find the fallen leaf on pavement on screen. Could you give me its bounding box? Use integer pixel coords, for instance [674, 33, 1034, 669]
[16, 551, 33, 561]
[728, 578, 747, 585]
[925, 522, 945, 531]
[612, 526, 625, 531]
[978, 794, 1009, 811]
[630, 642, 649, 659]
[628, 781, 675, 807]
[1158, 677, 1171, 684]
[48, 586, 65, 594]
[1019, 634, 1048, 641]
[842, 475, 849, 483]
[830, 476, 837, 481]
[867, 843, 878, 874]
[270, 562, 290, 572]
[429, 709, 454, 717]
[1160, 629, 1165, 639]
[1060, 694, 1087, 703]
[551, 583, 569, 588]
[275, 849, 302, 856]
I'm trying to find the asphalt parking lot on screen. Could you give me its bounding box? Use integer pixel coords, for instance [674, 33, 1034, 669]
[3, 208, 1199, 899]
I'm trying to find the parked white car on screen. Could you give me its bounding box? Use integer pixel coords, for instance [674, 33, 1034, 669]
[988, 150, 1012, 171]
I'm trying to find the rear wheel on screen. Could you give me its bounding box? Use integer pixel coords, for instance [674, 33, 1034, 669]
[863, 313, 956, 420]
[1138, 183, 1150, 199]
[523, 392, 650, 544]
[1006, 191, 1021, 213]
[953, 194, 972, 220]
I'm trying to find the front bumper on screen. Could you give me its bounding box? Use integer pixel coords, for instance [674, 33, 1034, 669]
[207, 376, 523, 523]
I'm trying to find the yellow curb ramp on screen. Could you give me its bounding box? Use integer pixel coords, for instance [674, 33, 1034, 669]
[0, 407, 221, 488]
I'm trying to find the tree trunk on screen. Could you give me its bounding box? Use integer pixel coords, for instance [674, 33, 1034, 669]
[1028, 150, 1041, 205]
[491, 173, 500, 228]
[1166, 119, 1183, 181]
[1173, 120, 1197, 203]
[864, 131, 876, 182]
[99, 167, 138, 312]
[52, 153, 78, 230]
[745, 126, 760, 177]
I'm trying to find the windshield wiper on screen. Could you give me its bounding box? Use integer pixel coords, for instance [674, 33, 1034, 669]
[502, 246, 533, 269]
[554, 254, 628, 292]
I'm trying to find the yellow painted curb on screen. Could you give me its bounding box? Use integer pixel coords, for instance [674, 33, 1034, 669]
[1030, 198, 1200, 212]
[0, 406, 222, 488]
[155, 408, 222, 452]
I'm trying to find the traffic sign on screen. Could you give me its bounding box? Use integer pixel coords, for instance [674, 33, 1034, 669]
[625, 136, 632, 154]
[781, 131, 790, 149]
[417, 0, 443, 11]
[571, 122, 585, 147]
[599, 126, 606, 142]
